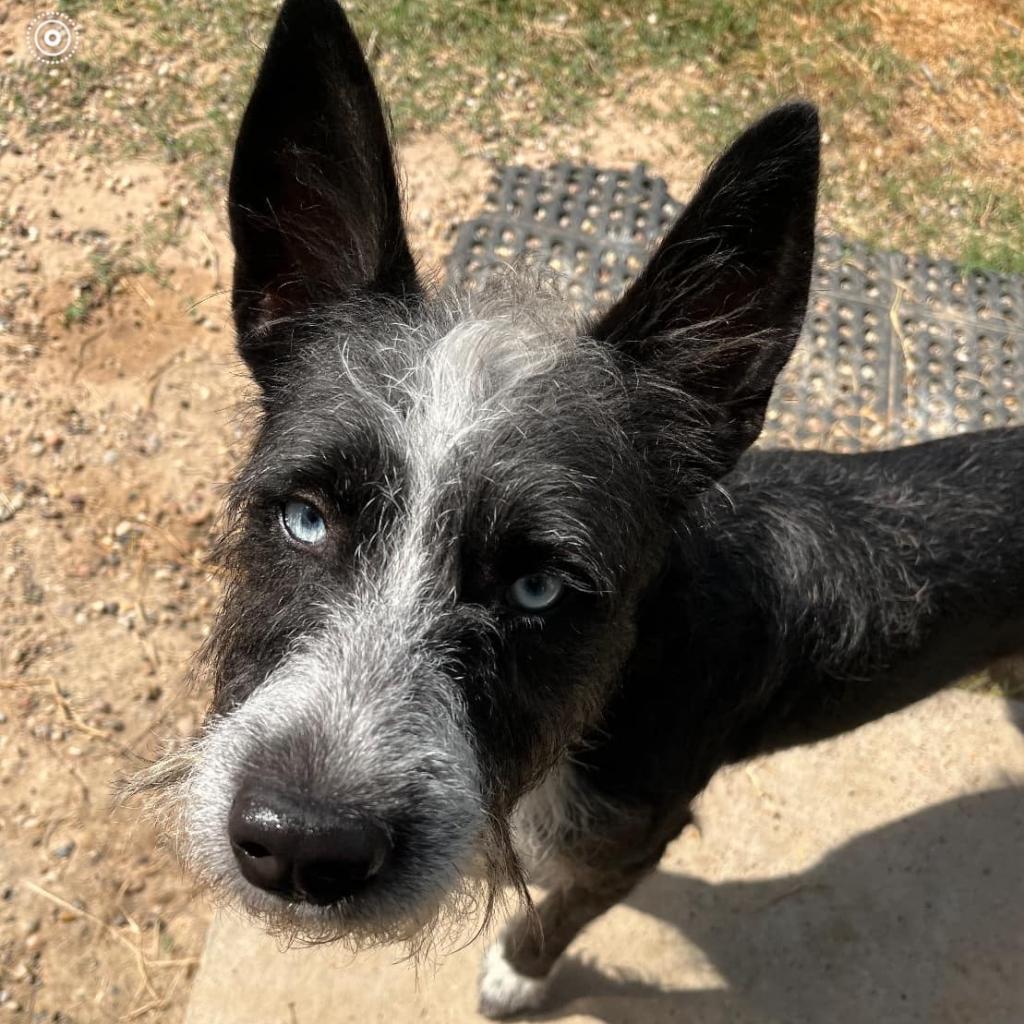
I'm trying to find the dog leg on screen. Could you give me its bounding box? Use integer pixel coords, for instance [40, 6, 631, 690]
[477, 866, 650, 1019]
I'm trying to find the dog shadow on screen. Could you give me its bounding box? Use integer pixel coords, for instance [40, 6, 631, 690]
[528, 784, 1024, 1024]
[1006, 696, 1024, 736]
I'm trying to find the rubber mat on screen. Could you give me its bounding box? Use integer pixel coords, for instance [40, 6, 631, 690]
[448, 163, 1024, 452]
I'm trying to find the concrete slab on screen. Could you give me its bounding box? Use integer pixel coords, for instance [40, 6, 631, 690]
[186, 691, 1024, 1024]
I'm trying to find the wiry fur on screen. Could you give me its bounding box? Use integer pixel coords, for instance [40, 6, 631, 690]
[132, 271, 660, 948]
[129, 0, 1024, 1015]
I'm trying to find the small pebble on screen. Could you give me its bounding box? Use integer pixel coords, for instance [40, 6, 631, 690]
[114, 520, 139, 541]
[52, 840, 76, 860]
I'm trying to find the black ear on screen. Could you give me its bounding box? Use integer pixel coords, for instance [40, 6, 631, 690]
[228, 0, 418, 374]
[590, 102, 820, 480]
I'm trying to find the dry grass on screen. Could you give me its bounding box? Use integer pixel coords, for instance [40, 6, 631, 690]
[662, 0, 1024, 269]
[4, 0, 1022, 268]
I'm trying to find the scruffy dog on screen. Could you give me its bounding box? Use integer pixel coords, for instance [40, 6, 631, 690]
[131, 0, 1024, 1017]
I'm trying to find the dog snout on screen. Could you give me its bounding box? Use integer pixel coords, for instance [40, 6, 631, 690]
[228, 783, 392, 906]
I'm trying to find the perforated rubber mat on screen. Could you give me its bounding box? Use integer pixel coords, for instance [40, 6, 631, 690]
[448, 164, 1024, 452]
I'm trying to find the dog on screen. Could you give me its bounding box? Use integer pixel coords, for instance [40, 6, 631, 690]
[130, 0, 1024, 1017]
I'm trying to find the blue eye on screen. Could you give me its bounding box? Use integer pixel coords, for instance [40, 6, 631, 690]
[281, 499, 327, 545]
[508, 573, 564, 612]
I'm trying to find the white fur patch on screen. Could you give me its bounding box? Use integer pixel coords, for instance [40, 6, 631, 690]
[383, 317, 567, 622]
[513, 759, 629, 887]
[478, 942, 551, 1019]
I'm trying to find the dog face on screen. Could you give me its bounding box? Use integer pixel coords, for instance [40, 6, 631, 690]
[186, 291, 663, 943]
[139, 0, 818, 946]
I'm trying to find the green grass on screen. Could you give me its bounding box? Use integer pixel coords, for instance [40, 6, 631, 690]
[14, 0, 765, 166]
[9, 2, 277, 189]
[960, 193, 1024, 275]
[963, 660, 1024, 701]
[6, 0, 1022, 275]
[993, 44, 1024, 91]
[651, 4, 1022, 271]
[355, 0, 762, 136]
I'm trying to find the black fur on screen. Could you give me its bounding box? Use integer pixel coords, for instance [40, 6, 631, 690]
[587, 431, 1024, 814]
[591, 101, 820, 483]
[140, 0, 1024, 1012]
[228, 0, 419, 378]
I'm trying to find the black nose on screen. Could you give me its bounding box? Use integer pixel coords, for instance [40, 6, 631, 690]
[228, 785, 391, 906]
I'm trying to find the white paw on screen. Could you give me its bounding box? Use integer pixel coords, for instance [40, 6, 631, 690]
[477, 942, 550, 1019]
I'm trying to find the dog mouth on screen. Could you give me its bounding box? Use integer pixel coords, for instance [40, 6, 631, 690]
[124, 621, 522, 945]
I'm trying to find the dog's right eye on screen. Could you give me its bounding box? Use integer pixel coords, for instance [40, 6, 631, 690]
[280, 499, 328, 546]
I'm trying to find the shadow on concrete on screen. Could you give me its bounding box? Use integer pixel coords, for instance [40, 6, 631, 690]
[1006, 697, 1024, 737]
[531, 786, 1024, 1024]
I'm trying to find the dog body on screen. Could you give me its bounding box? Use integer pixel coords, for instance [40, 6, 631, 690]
[485, 431, 1024, 1013]
[521, 430, 1024, 869]
[135, 1, 1024, 1017]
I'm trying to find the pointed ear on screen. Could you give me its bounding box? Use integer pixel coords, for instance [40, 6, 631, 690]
[590, 102, 820, 480]
[228, 0, 418, 376]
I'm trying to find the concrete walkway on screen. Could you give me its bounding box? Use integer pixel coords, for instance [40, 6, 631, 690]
[186, 690, 1024, 1024]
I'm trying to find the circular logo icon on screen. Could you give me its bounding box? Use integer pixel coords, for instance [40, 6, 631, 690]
[27, 11, 78, 64]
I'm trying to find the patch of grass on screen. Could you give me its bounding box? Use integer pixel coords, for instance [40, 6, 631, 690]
[57, 0, 91, 17]
[353, 0, 765, 139]
[962, 659, 1024, 700]
[64, 245, 141, 326]
[5, 2, 276, 193]
[666, 2, 1022, 273]
[7, 1, 768, 185]
[960, 192, 1024, 275]
[993, 44, 1024, 91]
[6, 0, 1023, 273]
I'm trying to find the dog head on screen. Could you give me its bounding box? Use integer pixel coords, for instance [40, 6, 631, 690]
[136, 0, 819, 947]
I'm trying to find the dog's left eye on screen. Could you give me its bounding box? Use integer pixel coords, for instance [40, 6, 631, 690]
[281, 499, 327, 545]
[508, 573, 564, 612]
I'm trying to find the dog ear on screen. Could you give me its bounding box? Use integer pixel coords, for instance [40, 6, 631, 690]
[589, 102, 820, 482]
[228, 0, 418, 377]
